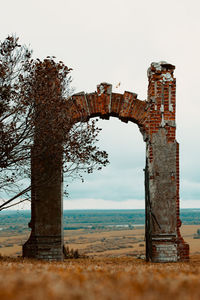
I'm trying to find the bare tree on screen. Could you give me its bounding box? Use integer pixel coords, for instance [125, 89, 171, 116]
[28, 58, 109, 196]
[0, 36, 109, 211]
[0, 35, 33, 195]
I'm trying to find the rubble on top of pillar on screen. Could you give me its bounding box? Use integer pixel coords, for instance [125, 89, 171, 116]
[147, 61, 175, 83]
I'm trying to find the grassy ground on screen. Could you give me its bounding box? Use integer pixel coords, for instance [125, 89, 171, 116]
[1, 225, 200, 257]
[0, 225, 200, 299]
[0, 255, 200, 300]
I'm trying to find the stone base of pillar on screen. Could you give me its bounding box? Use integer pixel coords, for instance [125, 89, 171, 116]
[23, 234, 63, 261]
[149, 234, 189, 262]
[150, 235, 178, 263]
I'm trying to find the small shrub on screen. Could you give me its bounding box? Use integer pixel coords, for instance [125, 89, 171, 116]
[63, 245, 81, 259]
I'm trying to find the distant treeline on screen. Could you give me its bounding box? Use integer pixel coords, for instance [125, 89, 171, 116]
[0, 209, 200, 231]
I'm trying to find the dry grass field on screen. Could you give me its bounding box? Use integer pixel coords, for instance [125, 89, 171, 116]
[0, 225, 200, 299]
[1, 255, 200, 300]
[0, 225, 200, 257]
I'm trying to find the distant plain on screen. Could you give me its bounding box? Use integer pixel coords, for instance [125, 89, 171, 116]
[0, 209, 199, 257]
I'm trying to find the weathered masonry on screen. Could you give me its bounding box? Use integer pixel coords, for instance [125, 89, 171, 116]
[23, 62, 189, 262]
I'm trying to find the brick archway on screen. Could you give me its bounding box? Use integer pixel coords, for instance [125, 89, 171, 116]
[23, 62, 189, 262]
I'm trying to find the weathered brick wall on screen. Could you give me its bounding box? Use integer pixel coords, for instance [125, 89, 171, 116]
[145, 62, 189, 262]
[69, 86, 147, 126]
[23, 61, 189, 262]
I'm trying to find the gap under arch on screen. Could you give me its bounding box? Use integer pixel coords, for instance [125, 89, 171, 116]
[65, 117, 145, 209]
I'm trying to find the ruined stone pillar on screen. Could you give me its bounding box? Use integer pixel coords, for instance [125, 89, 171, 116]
[145, 62, 189, 262]
[23, 146, 63, 261]
[23, 105, 64, 261]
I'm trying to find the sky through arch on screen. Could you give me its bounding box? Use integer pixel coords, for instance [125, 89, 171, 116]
[64, 117, 145, 209]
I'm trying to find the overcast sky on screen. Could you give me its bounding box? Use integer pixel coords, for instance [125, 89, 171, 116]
[1, 0, 200, 209]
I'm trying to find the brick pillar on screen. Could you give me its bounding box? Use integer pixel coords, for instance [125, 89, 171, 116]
[145, 62, 189, 262]
[23, 114, 64, 261]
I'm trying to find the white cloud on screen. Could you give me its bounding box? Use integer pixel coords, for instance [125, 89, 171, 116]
[1, 200, 31, 211]
[180, 200, 200, 209]
[3, 197, 200, 210]
[181, 180, 200, 200]
[64, 198, 145, 210]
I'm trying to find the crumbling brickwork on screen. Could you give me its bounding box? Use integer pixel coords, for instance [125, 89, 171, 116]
[145, 62, 189, 262]
[23, 62, 189, 262]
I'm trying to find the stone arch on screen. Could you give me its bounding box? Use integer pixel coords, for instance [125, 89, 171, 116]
[68, 83, 147, 129]
[23, 62, 189, 262]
